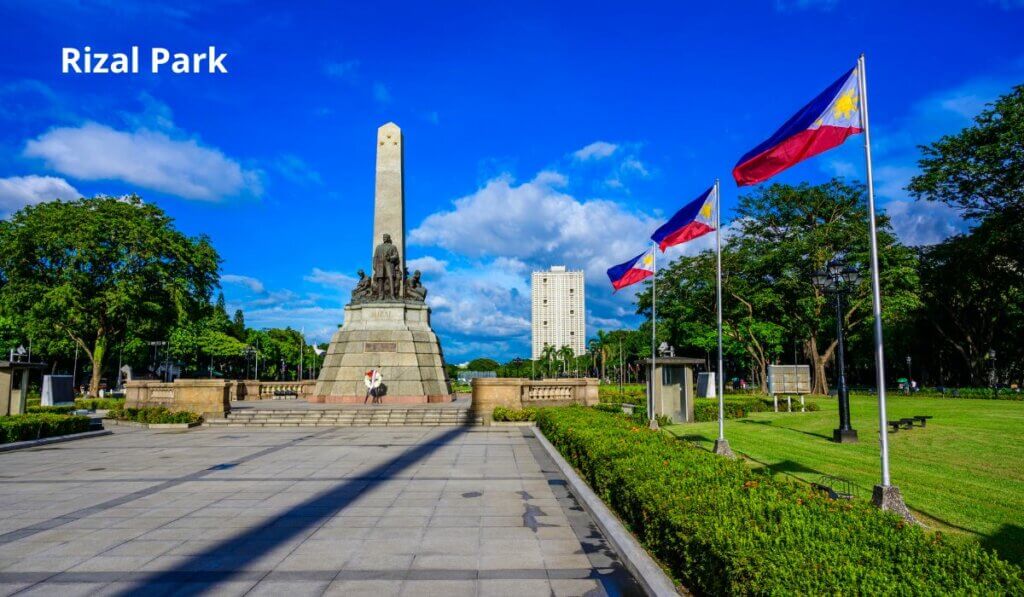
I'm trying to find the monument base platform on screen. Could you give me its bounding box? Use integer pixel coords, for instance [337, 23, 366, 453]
[313, 301, 451, 403]
[308, 394, 450, 404]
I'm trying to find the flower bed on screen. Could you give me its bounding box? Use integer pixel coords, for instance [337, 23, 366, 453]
[536, 406, 1023, 595]
[108, 406, 201, 425]
[0, 413, 92, 444]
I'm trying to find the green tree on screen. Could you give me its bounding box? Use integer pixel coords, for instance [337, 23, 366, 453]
[540, 344, 557, 378]
[0, 196, 219, 395]
[466, 358, 500, 372]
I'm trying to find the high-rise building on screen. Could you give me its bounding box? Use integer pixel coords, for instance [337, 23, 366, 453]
[531, 266, 585, 360]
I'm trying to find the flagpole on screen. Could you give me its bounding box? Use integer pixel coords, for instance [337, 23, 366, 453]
[649, 243, 659, 429]
[713, 180, 734, 457]
[858, 53, 912, 520]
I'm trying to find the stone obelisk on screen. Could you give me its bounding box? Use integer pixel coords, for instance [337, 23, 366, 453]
[374, 123, 405, 267]
[312, 123, 451, 404]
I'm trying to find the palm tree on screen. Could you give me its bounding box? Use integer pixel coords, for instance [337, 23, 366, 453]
[540, 344, 557, 378]
[595, 330, 611, 380]
[558, 345, 575, 377]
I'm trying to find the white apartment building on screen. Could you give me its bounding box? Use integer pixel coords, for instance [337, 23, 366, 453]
[531, 266, 585, 360]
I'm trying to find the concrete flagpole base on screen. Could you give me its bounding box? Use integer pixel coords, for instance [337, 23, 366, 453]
[713, 438, 735, 458]
[872, 484, 916, 523]
[647, 418, 660, 431]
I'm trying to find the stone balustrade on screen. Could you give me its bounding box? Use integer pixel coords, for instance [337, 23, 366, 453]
[237, 380, 316, 401]
[470, 378, 599, 425]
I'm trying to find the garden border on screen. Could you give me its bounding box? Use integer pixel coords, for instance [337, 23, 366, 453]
[0, 430, 112, 453]
[531, 425, 684, 596]
[105, 420, 202, 430]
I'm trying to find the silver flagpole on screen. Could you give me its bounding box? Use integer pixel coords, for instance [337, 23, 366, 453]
[649, 243, 658, 429]
[858, 54, 912, 519]
[713, 181, 733, 456]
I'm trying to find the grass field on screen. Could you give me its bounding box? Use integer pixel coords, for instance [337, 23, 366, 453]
[665, 394, 1024, 566]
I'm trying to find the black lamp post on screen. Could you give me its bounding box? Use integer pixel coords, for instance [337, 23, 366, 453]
[812, 258, 861, 444]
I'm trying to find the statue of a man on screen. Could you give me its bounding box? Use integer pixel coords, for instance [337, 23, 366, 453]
[406, 270, 427, 301]
[371, 233, 401, 300]
[351, 269, 371, 302]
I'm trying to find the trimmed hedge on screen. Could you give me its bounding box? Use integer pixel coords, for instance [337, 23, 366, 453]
[492, 406, 538, 422]
[75, 398, 125, 411]
[693, 397, 819, 422]
[0, 413, 92, 444]
[27, 405, 77, 415]
[108, 406, 201, 425]
[537, 407, 1023, 595]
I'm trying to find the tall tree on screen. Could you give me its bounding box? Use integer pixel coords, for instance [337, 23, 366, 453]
[0, 196, 219, 395]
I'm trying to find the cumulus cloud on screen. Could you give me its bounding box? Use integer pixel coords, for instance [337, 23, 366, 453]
[305, 268, 358, 292]
[410, 172, 660, 283]
[883, 200, 964, 247]
[221, 274, 266, 295]
[421, 258, 531, 339]
[24, 122, 261, 201]
[0, 175, 79, 214]
[573, 141, 618, 161]
[406, 256, 448, 275]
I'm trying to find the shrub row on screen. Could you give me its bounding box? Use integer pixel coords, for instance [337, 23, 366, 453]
[27, 405, 77, 415]
[491, 406, 538, 422]
[0, 413, 92, 444]
[536, 406, 1023, 595]
[75, 398, 125, 411]
[108, 406, 201, 425]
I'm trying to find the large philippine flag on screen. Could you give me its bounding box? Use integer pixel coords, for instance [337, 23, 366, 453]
[651, 186, 716, 251]
[607, 246, 656, 291]
[733, 66, 862, 186]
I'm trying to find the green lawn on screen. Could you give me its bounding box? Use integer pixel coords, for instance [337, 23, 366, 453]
[665, 395, 1024, 566]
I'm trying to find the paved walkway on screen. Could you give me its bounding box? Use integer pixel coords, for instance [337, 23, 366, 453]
[0, 426, 642, 596]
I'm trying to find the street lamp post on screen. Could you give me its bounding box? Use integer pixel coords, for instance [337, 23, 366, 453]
[812, 258, 861, 444]
[906, 355, 912, 394]
[988, 349, 997, 390]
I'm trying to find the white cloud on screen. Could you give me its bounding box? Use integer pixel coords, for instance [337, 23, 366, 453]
[422, 259, 531, 339]
[573, 141, 618, 161]
[410, 171, 660, 283]
[406, 256, 448, 275]
[0, 175, 79, 214]
[305, 268, 358, 292]
[883, 200, 965, 247]
[24, 122, 261, 201]
[221, 274, 266, 295]
[373, 82, 392, 104]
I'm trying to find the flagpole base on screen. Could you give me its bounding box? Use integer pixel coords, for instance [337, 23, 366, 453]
[832, 428, 859, 443]
[648, 418, 660, 431]
[713, 438, 735, 458]
[872, 484, 916, 523]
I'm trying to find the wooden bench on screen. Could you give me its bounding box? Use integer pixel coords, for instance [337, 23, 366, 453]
[913, 415, 933, 427]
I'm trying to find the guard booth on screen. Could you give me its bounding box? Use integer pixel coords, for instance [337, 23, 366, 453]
[643, 356, 702, 423]
[767, 365, 811, 412]
[0, 358, 47, 416]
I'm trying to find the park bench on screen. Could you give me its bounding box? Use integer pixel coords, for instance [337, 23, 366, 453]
[812, 474, 854, 500]
[913, 415, 933, 427]
[888, 416, 933, 432]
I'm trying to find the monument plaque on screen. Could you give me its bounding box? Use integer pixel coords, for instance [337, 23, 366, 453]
[311, 123, 451, 404]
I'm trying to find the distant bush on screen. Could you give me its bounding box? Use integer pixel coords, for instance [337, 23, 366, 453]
[74, 398, 125, 411]
[27, 405, 77, 415]
[491, 406, 537, 422]
[108, 406, 200, 425]
[537, 406, 1023, 595]
[0, 413, 91, 444]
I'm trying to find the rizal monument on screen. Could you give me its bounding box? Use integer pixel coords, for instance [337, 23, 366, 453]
[312, 123, 451, 403]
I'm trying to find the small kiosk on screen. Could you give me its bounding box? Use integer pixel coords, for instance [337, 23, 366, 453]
[0, 349, 47, 416]
[643, 356, 703, 424]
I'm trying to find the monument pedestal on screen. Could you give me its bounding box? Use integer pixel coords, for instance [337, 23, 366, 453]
[312, 301, 451, 404]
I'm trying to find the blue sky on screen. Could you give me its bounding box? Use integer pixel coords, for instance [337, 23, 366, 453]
[1, 0, 1022, 362]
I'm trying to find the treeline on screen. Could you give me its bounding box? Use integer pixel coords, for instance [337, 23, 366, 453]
[0, 195, 325, 396]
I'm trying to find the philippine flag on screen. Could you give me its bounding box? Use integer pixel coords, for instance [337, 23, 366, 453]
[733, 66, 862, 186]
[650, 186, 716, 252]
[607, 246, 656, 291]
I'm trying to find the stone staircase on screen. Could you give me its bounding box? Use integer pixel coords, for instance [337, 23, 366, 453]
[205, 407, 481, 428]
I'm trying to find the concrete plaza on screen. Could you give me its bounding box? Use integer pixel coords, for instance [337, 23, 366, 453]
[0, 426, 641, 596]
